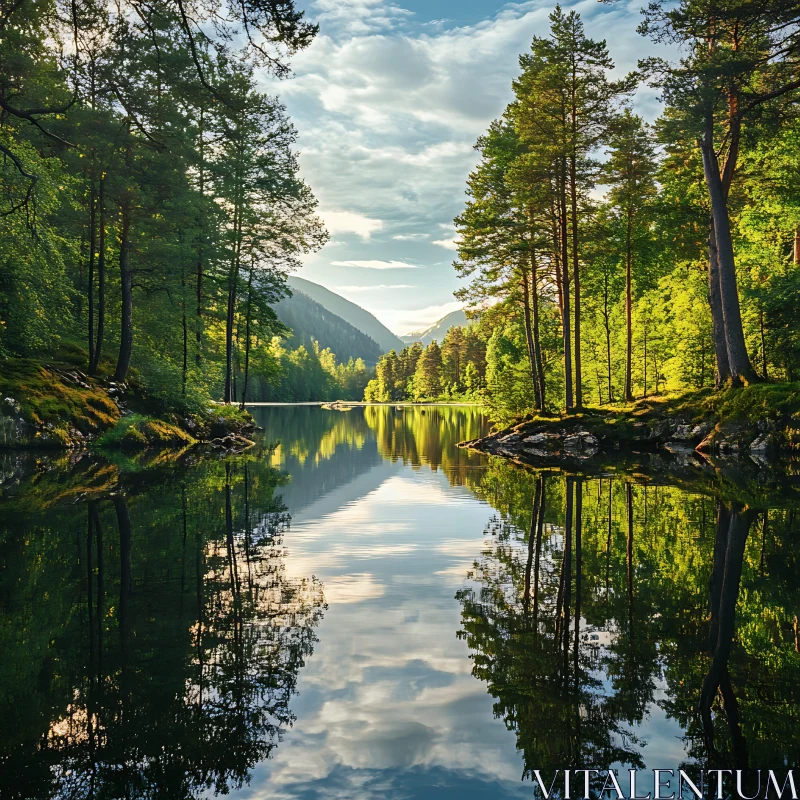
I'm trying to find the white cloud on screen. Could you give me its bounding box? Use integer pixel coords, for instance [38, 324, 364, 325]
[266, 0, 675, 349]
[381, 301, 464, 336]
[331, 259, 422, 270]
[310, 0, 412, 35]
[322, 210, 384, 240]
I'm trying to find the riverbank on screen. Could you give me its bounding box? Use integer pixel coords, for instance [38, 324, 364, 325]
[459, 383, 800, 464]
[0, 359, 256, 451]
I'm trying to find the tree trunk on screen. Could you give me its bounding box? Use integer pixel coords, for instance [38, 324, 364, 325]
[708, 221, 731, 386]
[224, 185, 243, 404]
[240, 266, 254, 410]
[700, 115, 758, 384]
[224, 272, 236, 404]
[181, 231, 188, 397]
[114, 205, 133, 382]
[520, 263, 542, 412]
[92, 175, 106, 375]
[530, 247, 546, 408]
[559, 163, 573, 410]
[794, 225, 800, 265]
[87, 180, 96, 371]
[624, 211, 634, 401]
[196, 106, 205, 368]
[603, 268, 613, 404]
[570, 155, 582, 408]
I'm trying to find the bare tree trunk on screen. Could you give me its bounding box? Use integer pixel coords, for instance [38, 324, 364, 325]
[559, 162, 573, 410]
[708, 221, 731, 386]
[530, 246, 546, 408]
[624, 211, 634, 401]
[181, 231, 188, 397]
[196, 106, 205, 368]
[224, 182, 243, 404]
[240, 265, 254, 410]
[92, 175, 106, 375]
[603, 268, 613, 404]
[87, 179, 96, 371]
[700, 114, 758, 385]
[570, 156, 582, 408]
[794, 225, 800, 265]
[520, 263, 543, 412]
[114, 205, 133, 383]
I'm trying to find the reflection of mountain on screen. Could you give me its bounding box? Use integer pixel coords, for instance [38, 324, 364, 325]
[252, 406, 385, 518]
[251, 405, 490, 518]
[287, 276, 405, 353]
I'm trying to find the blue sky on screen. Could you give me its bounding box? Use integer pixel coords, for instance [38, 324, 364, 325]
[264, 0, 668, 335]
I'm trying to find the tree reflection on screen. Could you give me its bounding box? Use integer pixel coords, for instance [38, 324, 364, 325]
[458, 461, 800, 777]
[0, 456, 324, 799]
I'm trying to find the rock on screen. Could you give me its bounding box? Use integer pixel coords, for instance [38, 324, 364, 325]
[691, 422, 714, 439]
[671, 424, 693, 441]
[563, 430, 600, 453]
[749, 433, 774, 453]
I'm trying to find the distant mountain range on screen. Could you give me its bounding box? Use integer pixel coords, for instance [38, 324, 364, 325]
[286, 277, 406, 354]
[401, 309, 469, 347]
[275, 276, 470, 361]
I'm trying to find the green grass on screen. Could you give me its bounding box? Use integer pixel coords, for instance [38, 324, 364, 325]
[95, 414, 196, 450]
[0, 359, 120, 439]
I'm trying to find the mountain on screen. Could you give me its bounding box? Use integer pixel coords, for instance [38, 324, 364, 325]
[401, 309, 469, 347]
[275, 290, 383, 365]
[287, 276, 405, 353]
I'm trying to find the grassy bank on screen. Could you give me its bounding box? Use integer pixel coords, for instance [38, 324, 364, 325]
[0, 357, 256, 450]
[462, 383, 800, 460]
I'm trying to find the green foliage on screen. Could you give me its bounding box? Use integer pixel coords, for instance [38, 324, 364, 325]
[0, 0, 326, 410]
[95, 413, 196, 449]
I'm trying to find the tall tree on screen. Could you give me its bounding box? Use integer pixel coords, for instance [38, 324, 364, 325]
[604, 111, 658, 401]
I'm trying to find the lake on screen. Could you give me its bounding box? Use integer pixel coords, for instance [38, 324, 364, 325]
[0, 405, 798, 799]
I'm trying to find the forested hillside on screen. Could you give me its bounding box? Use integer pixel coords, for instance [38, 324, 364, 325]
[288, 277, 406, 353]
[275, 289, 382, 365]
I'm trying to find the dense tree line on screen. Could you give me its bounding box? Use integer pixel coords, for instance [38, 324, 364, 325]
[0, 0, 326, 409]
[364, 323, 487, 402]
[454, 2, 800, 415]
[253, 339, 371, 403]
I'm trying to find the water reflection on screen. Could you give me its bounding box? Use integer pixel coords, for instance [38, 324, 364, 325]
[1, 407, 799, 799]
[458, 461, 800, 783]
[0, 454, 324, 799]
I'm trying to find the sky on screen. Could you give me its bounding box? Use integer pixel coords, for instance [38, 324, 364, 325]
[262, 0, 669, 336]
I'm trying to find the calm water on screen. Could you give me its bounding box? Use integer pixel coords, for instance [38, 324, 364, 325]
[0, 406, 798, 799]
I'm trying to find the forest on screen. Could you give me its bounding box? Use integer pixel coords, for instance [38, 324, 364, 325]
[0, 0, 343, 414]
[2, 0, 800, 425]
[441, 1, 800, 417]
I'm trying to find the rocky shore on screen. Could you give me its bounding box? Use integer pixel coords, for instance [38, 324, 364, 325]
[0, 360, 257, 452]
[459, 386, 800, 468]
